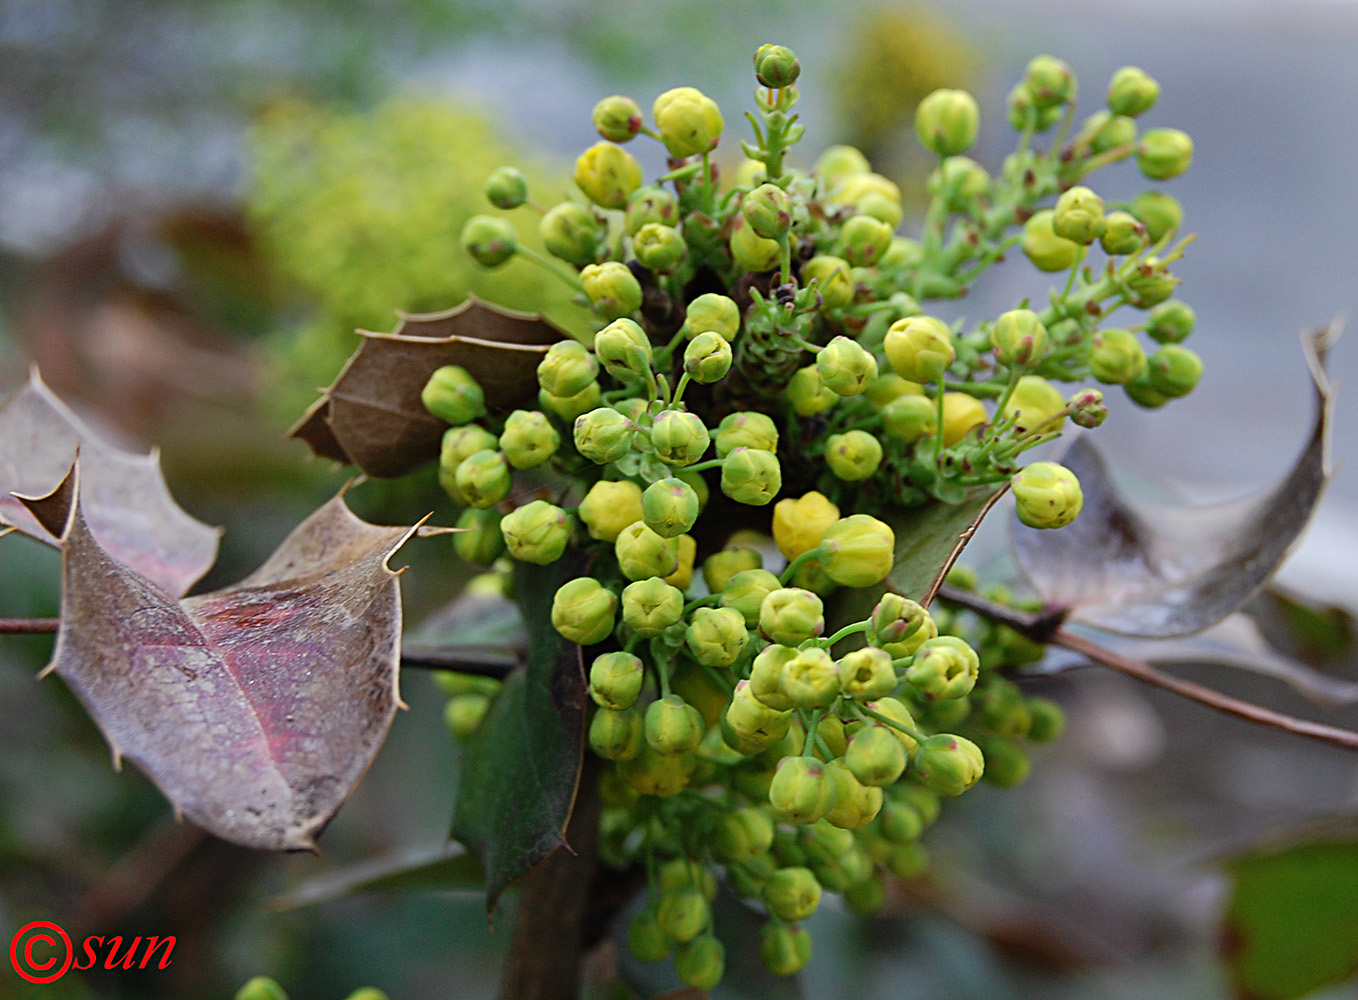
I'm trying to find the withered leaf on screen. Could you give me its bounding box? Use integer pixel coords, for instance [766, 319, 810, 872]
[1013, 326, 1335, 637]
[290, 296, 568, 478]
[0, 369, 220, 597]
[27, 466, 418, 851]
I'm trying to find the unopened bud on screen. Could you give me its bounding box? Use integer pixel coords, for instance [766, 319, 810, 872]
[754, 43, 801, 88]
[1022, 209, 1080, 272]
[721, 447, 781, 505]
[1012, 461, 1083, 529]
[461, 215, 518, 267]
[592, 95, 643, 143]
[990, 308, 1049, 368]
[551, 577, 617, 645]
[632, 222, 686, 272]
[652, 410, 711, 466]
[653, 86, 724, 158]
[819, 514, 895, 587]
[422, 365, 486, 425]
[915, 88, 980, 156]
[1138, 128, 1193, 180]
[684, 331, 733, 383]
[913, 733, 985, 796]
[540, 201, 605, 265]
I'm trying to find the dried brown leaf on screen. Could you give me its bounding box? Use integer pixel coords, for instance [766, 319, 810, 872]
[0, 369, 220, 596]
[26, 466, 417, 851]
[289, 296, 568, 477]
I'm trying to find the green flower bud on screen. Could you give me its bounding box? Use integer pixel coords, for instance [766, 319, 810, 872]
[825, 430, 882, 481]
[835, 172, 904, 226]
[484, 166, 528, 210]
[724, 679, 793, 752]
[1067, 388, 1108, 429]
[885, 840, 928, 879]
[539, 201, 605, 265]
[652, 410, 710, 466]
[594, 316, 650, 380]
[780, 647, 839, 710]
[619, 743, 695, 796]
[816, 143, 871, 189]
[653, 86, 724, 158]
[1089, 328, 1147, 384]
[977, 737, 1030, 788]
[869, 593, 931, 647]
[1138, 127, 1193, 180]
[931, 155, 990, 212]
[1007, 82, 1064, 131]
[1147, 344, 1202, 397]
[455, 450, 511, 508]
[1130, 190, 1183, 242]
[1126, 374, 1169, 409]
[581, 261, 643, 321]
[978, 678, 1033, 737]
[759, 588, 824, 646]
[590, 706, 643, 759]
[624, 185, 680, 235]
[683, 331, 733, 384]
[881, 394, 938, 444]
[837, 646, 896, 701]
[885, 315, 955, 383]
[801, 255, 854, 310]
[622, 576, 686, 638]
[685, 606, 748, 667]
[573, 406, 634, 463]
[844, 875, 888, 915]
[823, 758, 884, 829]
[1026, 697, 1067, 742]
[1001, 374, 1067, 435]
[714, 412, 778, 460]
[422, 365, 486, 425]
[645, 693, 705, 755]
[1107, 65, 1159, 116]
[769, 759, 836, 826]
[754, 43, 801, 88]
[865, 697, 920, 754]
[1099, 210, 1145, 255]
[499, 410, 559, 469]
[745, 645, 795, 711]
[819, 514, 895, 588]
[681, 292, 741, 342]
[915, 88, 980, 156]
[236, 977, 289, 1000]
[638, 478, 697, 538]
[632, 222, 686, 273]
[846, 725, 907, 787]
[657, 884, 709, 942]
[539, 381, 601, 423]
[721, 568, 782, 627]
[1024, 54, 1076, 108]
[615, 521, 680, 581]
[837, 214, 893, 267]
[1053, 185, 1106, 244]
[786, 364, 838, 415]
[552, 577, 617, 644]
[714, 805, 775, 863]
[701, 547, 761, 595]
[1080, 110, 1136, 154]
[905, 635, 980, 700]
[763, 864, 823, 919]
[1148, 300, 1196, 344]
[1126, 255, 1179, 308]
[674, 934, 724, 990]
[914, 733, 985, 796]
[816, 336, 878, 397]
[628, 908, 671, 962]
[991, 308, 1049, 368]
[744, 182, 793, 240]
[1022, 209, 1080, 272]
[441, 424, 499, 470]
[500, 500, 570, 565]
[341, 988, 388, 1000]
[729, 213, 783, 271]
[579, 480, 643, 542]
[1012, 461, 1083, 529]
[721, 447, 781, 505]
[574, 141, 643, 210]
[878, 797, 924, 843]
[453, 507, 505, 565]
[593, 95, 643, 143]
[461, 215, 518, 267]
[759, 921, 812, 977]
[589, 652, 644, 711]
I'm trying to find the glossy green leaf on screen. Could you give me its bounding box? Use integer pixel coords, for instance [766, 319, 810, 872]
[886, 485, 1008, 606]
[272, 843, 483, 910]
[449, 557, 588, 910]
[1223, 832, 1358, 1000]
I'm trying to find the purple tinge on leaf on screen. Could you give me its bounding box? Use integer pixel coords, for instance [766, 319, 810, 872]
[289, 295, 567, 478]
[24, 464, 418, 852]
[0, 368, 220, 596]
[1013, 325, 1335, 637]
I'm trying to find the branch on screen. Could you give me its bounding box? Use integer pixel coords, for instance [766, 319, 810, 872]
[399, 645, 519, 678]
[936, 585, 1358, 753]
[0, 617, 58, 634]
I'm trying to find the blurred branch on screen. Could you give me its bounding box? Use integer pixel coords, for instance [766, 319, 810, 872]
[0, 617, 59, 633]
[938, 584, 1358, 753]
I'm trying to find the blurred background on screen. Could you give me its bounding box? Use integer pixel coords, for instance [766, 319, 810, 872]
[2, 1, 1358, 997]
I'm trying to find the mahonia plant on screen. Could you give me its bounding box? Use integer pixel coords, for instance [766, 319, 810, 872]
[433, 44, 1195, 989]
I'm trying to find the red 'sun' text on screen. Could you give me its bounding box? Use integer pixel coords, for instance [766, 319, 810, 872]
[10, 921, 174, 983]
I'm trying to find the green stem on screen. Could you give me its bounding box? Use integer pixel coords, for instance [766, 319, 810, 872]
[822, 621, 870, 648]
[670, 371, 693, 409]
[857, 704, 928, 745]
[683, 457, 726, 474]
[515, 247, 584, 292]
[1060, 244, 1088, 300]
[779, 548, 823, 585]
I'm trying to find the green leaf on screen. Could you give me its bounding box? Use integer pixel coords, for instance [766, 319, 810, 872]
[886, 485, 1008, 605]
[271, 843, 483, 910]
[403, 588, 526, 672]
[449, 557, 589, 911]
[1223, 830, 1358, 1000]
